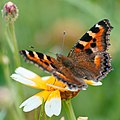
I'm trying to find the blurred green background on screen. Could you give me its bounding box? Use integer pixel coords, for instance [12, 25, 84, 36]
[0, 0, 120, 120]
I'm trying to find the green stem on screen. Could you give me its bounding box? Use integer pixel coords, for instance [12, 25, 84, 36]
[4, 21, 25, 120]
[7, 22, 20, 67]
[5, 31, 14, 53]
[63, 99, 76, 120]
[39, 100, 44, 120]
[34, 109, 38, 120]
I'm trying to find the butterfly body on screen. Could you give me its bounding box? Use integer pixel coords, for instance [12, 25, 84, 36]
[20, 19, 113, 90]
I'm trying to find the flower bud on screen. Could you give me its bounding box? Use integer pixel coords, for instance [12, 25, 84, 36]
[1, 1, 18, 22]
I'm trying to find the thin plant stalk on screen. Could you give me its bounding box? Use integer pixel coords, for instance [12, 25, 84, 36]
[7, 22, 20, 67]
[4, 21, 26, 120]
[63, 99, 76, 120]
[39, 100, 45, 120]
[34, 109, 38, 120]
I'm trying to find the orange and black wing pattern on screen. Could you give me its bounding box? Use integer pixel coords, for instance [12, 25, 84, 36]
[19, 50, 84, 90]
[68, 19, 113, 81]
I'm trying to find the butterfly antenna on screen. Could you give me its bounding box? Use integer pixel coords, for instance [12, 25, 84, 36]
[61, 31, 66, 54]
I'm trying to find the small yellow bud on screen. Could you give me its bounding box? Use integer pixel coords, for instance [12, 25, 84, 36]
[2, 1, 18, 22]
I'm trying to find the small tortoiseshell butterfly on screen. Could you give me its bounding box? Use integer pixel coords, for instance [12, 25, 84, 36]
[20, 19, 113, 90]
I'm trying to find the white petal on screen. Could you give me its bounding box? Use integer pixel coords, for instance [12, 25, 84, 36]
[11, 67, 49, 89]
[84, 79, 102, 86]
[20, 95, 42, 112]
[45, 98, 61, 117]
[15, 67, 37, 79]
[91, 81, 102, 86]
[45, 91, 61, 117]
[11, 74, 36, 86]
[77, 116, 88, 120]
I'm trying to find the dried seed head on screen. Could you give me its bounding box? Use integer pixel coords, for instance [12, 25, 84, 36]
[1, 1, 18, 22]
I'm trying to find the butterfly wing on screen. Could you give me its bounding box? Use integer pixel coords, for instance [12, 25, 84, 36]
[68, 19, 113, 81]
[20, 50, 85, 90]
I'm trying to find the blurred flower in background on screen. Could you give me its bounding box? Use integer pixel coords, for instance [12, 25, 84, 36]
[0, 87, 13, 108]
[0, 87, 13, 120]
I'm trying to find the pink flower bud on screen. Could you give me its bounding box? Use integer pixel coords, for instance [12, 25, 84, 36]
[2, 1, 18, 22]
